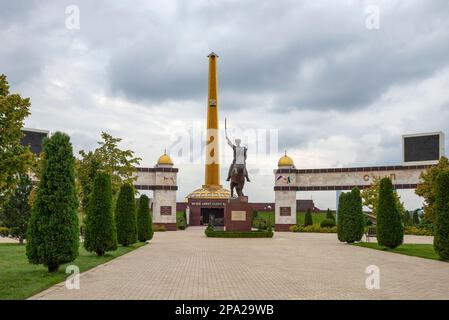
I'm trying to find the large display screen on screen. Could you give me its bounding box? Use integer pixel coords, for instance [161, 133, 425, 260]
[21, 129, 49, 155]
[403, 134, 441, 163]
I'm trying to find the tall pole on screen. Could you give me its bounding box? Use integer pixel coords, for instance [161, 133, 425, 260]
[204, 52, 220, 187]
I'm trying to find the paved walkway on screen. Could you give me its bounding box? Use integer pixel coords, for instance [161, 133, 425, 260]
[31, 228, 449, 300]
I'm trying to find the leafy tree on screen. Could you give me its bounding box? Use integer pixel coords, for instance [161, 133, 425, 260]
[433, 171, 449, 260]
[361, 176, 405, 216]
[337, 188, 364, 243]
[0, 174, 33, 243]
[26, 132, 79, 272]
[84, 172, 117, 256]
[304, 208, 313, 226]
[412, 210, 420, 226]
[115, 184, 137, 246]
[326, 208, 335, 221]
[0, 74, 34, 205]
[377, 177, 404, 249]
[416, 156, 449, 224]
[137, 194, 153, 242]
[403, 210, 412, 226]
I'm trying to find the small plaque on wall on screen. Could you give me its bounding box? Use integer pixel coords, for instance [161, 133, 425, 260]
[231, 211, 246, 221]
[160, 206, 172, 215]
[280, 207, 291, 216]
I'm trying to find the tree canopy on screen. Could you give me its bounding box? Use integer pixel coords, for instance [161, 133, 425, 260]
[361, 176, 405, 216]
[0, 74, 34, 205]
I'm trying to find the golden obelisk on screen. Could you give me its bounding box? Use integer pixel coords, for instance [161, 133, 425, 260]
[204, 52, 220, 187]
[187, 52, 230, 200]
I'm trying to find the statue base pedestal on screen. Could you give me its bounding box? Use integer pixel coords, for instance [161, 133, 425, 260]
[225, 196, 252, 232]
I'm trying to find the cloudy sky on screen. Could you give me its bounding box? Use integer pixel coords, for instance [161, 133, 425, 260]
[2, 0, 449, 209]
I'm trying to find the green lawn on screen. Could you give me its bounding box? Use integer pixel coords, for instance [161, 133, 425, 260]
[254, 211, 329, 227]
[353, 242, 448, 262]
[0, 242, 145, 300]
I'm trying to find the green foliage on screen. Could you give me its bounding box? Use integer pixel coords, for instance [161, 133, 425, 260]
[433, 171, 449, 260]
[403, 210, 412, 226]
[361, 176, 405, 216]
[83, 172, 117, 256]
[412, 210, 420, 226]
[0, 74, 34, 206]
[26, 132, 79, 272]
[205, 229, 273, 238]
[253, 217, 270, 230]
[0, 226, 10, 237]
[304, 209, 313, 226]
[290, 225, 338, 233]
[416, 156, 449, 224]
[137, 194, 153, 242]
[404, 226, 433, 236]
[325, 208, 335, 221]
[115, 184, 137, 246]
[176, 211, 187, 230]
[77, 132, 142, 223]
[320, 218, 336, 228]
[377, 178, 404, 249]
[337, 188, 365, 243]
[0, 174, 32, 243]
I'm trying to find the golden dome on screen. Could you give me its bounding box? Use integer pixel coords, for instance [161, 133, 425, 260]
[278, 152, 294, 167]
[157, 152, 173, 165]
[187, 186, 231, 199]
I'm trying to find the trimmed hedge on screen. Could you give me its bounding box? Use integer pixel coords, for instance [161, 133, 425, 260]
[137, 194, 153, 242]
[84, 172, 117, 256]
[205, 229, 273, 238]
[290, 225, 337, 233]
[115, 184, 137, 246]
[304, 209, 313, 226]
[320, 218, 336, 228]
[337, 188, 365, 243]
[434, 171, 449, 260]
[404, 226, 433, 236]
[377, 177, 404, 249]
[26, 132, 79, 272]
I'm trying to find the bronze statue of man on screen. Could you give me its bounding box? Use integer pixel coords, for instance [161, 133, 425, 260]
[226, 136, 250, 182]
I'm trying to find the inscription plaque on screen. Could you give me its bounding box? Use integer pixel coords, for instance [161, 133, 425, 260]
[231, 211, 246, 221]
[160, 206, 172, 215]
[280, 207, 291, 216]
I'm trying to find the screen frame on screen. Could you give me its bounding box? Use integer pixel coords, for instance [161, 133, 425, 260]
[402, 131, 445, 165]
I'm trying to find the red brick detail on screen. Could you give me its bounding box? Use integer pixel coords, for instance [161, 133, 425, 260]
[280, 207, 291, 216]
[275, 224, 295, 232]
[154, 223, 177, 231]
[160, 206, 172, 215]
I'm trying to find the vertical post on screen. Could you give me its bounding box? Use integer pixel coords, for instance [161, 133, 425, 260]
[336, 190, 342, 224]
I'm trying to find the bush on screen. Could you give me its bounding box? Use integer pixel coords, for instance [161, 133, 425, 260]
[26, 132, 79, 272]
[412, 210, 420, 226]
[326, 208, 335, 221]
[115, 184, 137, 246]
[337, 188, 365, 243]
[0, 174, 33, 244]
[253, 217, 269, 230]
[153, 224, 167, 232]
[433, 171, 449, 260]
[177, 211, 187, 230]
[377, 178, 404, 249]
[0, 226, 10, 237]
[304, 209, 313, 226]
[290, 225, 337, 233]
[320, 218, 336, 228]
[205, 229, 273, 238]
[137, 194, 153, 242]
[84, 172, 117, 255]
[404, 226, 433, 236]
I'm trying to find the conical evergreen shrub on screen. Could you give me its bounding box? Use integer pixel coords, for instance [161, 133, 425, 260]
[337, 188, 364, 243]
[326, 208, 335, 221]
[412, 210, 420, 226]
[84, 172, 117, 256]
[433, 171, 449, 260]
[137, 194, 153, 242]
[337, 192, 348, 242]
[115, 183, 137, 246]
[377, 177, 404, 249]
[304, 209, 313, 226]
[26, 132, 79, 272]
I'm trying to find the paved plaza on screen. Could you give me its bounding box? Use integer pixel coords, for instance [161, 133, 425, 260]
[31, 228, 449, 300]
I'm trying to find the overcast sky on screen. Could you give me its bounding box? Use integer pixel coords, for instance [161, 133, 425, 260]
[2, 0, 449, 209]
